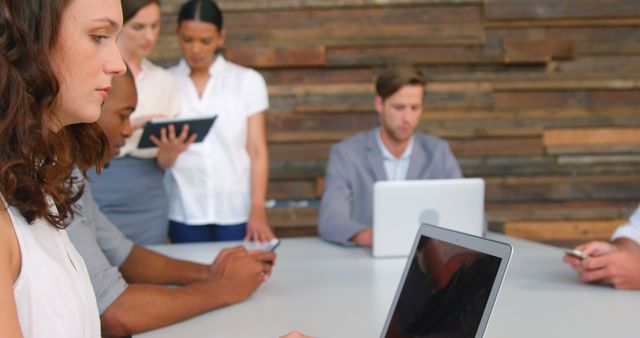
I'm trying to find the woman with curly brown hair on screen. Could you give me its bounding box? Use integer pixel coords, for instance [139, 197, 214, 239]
[0, 0, 126, 336]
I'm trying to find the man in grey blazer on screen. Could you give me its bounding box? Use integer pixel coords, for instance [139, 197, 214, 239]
[318, 66, 463, 247]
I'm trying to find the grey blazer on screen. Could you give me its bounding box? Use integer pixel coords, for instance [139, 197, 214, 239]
[317, 129, 463, 245]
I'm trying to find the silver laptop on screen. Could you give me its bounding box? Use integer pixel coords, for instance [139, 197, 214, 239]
[373, 178, 485, 257]
[380, 223, 512, 338]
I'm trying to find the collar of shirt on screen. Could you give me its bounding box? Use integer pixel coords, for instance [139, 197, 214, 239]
[375, 128, 414, 181]
[375, 127, 414, 161]
[175, 54, 227, 77]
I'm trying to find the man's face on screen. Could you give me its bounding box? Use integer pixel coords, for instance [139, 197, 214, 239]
[376, 84, 424, 143]
[97, 76, 136, 160]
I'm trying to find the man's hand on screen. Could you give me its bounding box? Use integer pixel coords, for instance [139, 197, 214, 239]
[578, 251, 640, 289]
[563, 241, 618, 269]
[350, 228, 373, 248]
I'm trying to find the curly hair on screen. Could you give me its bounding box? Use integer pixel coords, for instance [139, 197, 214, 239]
[0, 0, 110, 228]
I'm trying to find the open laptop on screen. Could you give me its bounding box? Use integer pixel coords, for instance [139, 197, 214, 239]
[380, 223, 512, 338]
[373, 178, 485, 257]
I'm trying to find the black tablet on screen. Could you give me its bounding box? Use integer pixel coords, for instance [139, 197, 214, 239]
[137, 115, 217, 149]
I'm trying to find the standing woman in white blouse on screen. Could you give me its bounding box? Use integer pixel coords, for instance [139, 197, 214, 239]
[166, 0, 275, 243]
[0, 0, 126, 336]
[89, 0, 195, 245]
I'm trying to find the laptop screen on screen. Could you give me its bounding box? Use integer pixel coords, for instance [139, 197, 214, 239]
[382, 225, 509, 338]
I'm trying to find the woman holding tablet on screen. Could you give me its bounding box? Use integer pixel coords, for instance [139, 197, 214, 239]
[89, 0, 195, 245]
[0, 0, 125, 335]
[166, 0, 275, 243]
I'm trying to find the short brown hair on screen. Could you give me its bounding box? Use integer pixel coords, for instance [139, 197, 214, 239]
[375, 66, 425, 101]
[122, 0, 161, 23]
[0, 0, 109, 228]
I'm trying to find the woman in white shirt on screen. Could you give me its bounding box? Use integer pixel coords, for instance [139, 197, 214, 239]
[89, 0, 194, 245]
[166, 0, 274, 243]
[0, 0, 126, 336]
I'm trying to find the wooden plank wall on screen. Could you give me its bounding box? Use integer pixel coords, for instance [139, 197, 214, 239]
[153, 0, 640, 246]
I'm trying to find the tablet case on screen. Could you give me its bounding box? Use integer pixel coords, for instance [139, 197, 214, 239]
[137, 115, 217, 149]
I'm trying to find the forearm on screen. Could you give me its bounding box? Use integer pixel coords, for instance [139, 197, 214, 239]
[613, 237, 640, 253]
[249, 149, 269, 210]
[101, 282, 231, 337]
[119, 246, 210, 286]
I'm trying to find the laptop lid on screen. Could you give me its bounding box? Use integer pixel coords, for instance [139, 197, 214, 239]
[373, 178, 485, 257]
[380, 223, 512, 338]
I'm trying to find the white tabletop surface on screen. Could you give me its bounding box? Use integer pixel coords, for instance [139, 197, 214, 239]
[136, 235, 639, 338]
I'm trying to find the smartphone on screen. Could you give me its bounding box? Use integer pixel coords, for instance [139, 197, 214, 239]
[263, 238, 281, 252]
[564, 248, 591, 260]
[245, 238, 281, 252]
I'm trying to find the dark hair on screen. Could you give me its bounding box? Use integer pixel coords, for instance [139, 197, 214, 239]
[121, 0, 160, 23]
[178, 0, 223, 30]
[375, 66, 425, 101]
[0, 0, 109, 228]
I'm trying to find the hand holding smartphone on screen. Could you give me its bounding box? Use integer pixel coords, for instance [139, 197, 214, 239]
[245, 238, 281, 252]
[564, 247, 591, 260]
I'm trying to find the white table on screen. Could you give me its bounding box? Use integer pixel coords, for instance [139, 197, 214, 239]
[137, 235, 639, 338]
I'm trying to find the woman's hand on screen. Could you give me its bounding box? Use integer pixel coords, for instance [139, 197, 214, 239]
[151, 124, 196, 170]
[245, 206, 275, 243]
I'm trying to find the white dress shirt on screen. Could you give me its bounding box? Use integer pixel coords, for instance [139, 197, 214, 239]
[120, 58, 181, 158]
[611, 204, 640, 244]
[166, 55, 268, 225]
[376, 128, 414, 181]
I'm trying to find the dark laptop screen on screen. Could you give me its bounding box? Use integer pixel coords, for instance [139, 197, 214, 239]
[384, 235, 502, 338]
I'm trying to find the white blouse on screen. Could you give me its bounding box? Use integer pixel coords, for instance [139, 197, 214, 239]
[166, 56, 269, 225]
[9, 200, 101, 337]
[120, 58, 181, 159]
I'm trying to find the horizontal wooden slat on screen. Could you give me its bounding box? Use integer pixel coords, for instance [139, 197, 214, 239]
[503, 38, 575, 64]
[543, 128, 640, 147]
[486, 200, 637, 223]
[485, 175, 640, 202]
[268, 179, 319, 199]
[486, 0, 640, 21]
[326, 46, 500, 67]
[547, 144, 640, 155]
[557, 154, 640, 166]
[226, 46, 326, 68]
[503, 219, 626, 242]
[267, 207, 318, 228]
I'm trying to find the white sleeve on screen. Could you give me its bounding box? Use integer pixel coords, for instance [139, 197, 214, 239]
[611, 204, 640, 245]
[244, 70, 269, 116]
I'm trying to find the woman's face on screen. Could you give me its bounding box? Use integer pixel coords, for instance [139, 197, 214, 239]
[49, 0, 126, 130]
[118, 3, 161, 60]
[178, 20, 224, 72]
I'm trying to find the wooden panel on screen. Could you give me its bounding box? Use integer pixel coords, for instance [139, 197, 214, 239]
[217, 0, 484, 11]
[152, 0, 640, 244]
[485, 175, 640, 202]
[486, 0, 640, 21]
[486, 200, 637, 223]
[503, 38, 575, 64]
[543, 128, 640, 147]
[503, 219, 625, 242]
[267, 207, 318, 228]
[449, 138, 544, 157]
[326, 46, 500, 67]
[268, 179, 318, 199]
[226, 46, 326, 68]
